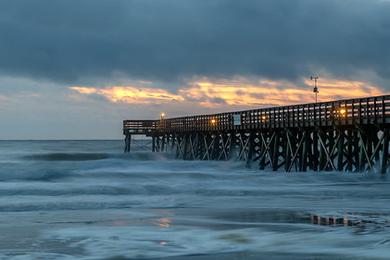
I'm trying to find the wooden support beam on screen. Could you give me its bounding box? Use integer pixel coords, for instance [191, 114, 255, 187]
[161, 135, 166, 152]
[353, 129, 360, 172]
[176, 135, 185, 159]
[166, 134, 171, 151]
[230, 133, 238, 160]
[171, 134, 176, 152]
[218, 133, 229, 160]
[259, 132, 275, 170]
[258, 134, 266, 169]
[346, 129, 353, 172]
[358, 130, 373, 172]
[202, 134, 213, 160]
[313, 130, 319, 171]
[318, 131, 327, 171]
[272, 131, 280, 171]
[369, 132, 384, 171]
[285, 130, 292, 172]
[156, 136, 161, 152]
[337, 130, 345, 171]
[300, 131, 309, 172]
[287, 132, 305, 172]
[183, 134, 189, 160]
[238, 133, 250, 161]
[327, 130, 335, 171]
[318, 131, 338, 171]
[212, 134, 220, 160]
[381, 129, 389, 174]
[124, 134, 131, 153]
[246, 132, 255, 168]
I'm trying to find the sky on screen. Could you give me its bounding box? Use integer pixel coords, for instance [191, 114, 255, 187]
[0, 0, 389, 140]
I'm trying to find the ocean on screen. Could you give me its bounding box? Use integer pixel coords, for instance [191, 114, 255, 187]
[0, 140, 390, 259]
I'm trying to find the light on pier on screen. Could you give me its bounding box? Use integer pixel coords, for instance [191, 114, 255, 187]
[160, 113, 166, 120]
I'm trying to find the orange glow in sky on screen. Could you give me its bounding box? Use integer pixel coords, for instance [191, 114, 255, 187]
[70, 78, 384, 109]
[70, 86, 184, 104]
[179, 78, 383, 107]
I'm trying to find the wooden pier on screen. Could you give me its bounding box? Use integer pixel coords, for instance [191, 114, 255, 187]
[123, 95, 390, 174]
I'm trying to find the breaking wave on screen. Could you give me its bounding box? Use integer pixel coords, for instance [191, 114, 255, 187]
[21, 151, 174, 162]
[22, 152, 110, 161]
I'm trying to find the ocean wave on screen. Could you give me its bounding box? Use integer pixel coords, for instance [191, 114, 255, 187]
[0, 185, 177, 197]
[20, 151, 174, 162]
[22, 153, 110, 161]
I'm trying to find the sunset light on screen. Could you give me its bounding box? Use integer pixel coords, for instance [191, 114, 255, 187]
[69, 86, 184, 105]
[70, 78, 383, 109]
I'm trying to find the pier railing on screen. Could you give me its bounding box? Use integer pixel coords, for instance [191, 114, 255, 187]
[123, 120, 158, 135]
[123, 95, 390, 134]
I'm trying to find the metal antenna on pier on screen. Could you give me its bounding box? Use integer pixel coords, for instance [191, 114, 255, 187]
[310, 76, 319, 103]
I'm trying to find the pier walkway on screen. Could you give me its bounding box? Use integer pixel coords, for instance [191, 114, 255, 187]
[123, 95, 390, 174]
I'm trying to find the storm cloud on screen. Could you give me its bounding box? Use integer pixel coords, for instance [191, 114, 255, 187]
[0, 0, 389, 86]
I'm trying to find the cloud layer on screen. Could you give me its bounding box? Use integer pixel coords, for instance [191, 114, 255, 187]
[70, 78, 383, 109]
[0, 0, 389, 87]
[0, 1, 389, 139]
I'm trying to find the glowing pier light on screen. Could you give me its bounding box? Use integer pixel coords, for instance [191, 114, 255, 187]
[160, 112, 166, 120]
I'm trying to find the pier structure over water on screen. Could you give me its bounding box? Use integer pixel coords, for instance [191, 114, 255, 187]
[123, 95, 390, 174]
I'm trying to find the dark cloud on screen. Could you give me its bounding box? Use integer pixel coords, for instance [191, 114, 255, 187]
[0, 0, 389, 87]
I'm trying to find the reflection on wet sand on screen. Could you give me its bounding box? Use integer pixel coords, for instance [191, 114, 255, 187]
[310, 212, 387, 227]
[157, 217, 173, 228]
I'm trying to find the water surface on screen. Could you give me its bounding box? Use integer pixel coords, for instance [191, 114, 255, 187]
[0, 140, 389, 259]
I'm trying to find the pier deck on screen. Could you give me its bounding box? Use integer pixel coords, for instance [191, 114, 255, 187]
[123, 95, 390, 174]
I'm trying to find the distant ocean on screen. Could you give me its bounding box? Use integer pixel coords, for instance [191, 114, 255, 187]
[0, 140, 390, 259]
